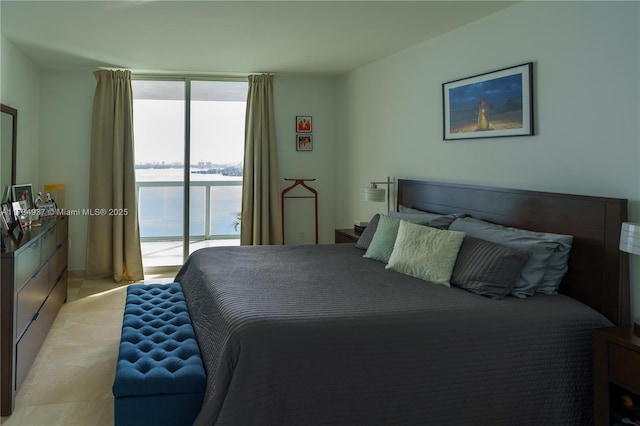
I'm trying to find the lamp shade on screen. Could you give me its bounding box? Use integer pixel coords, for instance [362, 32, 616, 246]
[620, 222, 640, 255]
[363, 187, 386, 202]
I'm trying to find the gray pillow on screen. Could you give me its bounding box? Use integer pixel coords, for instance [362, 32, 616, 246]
[449, 218, 558, 298]
[451, 237, 533, 300]
[355, 214, 380, 250]
[389, 211, 456, 229]
[536, 234, 573, 295]
[399, 205, 468, 219]
[398, 205, 428, 214]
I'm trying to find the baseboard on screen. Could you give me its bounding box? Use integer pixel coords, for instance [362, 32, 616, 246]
[144, 265, 181, 278]
[68, 269, 85, 279]
[67, 267, 180, 281]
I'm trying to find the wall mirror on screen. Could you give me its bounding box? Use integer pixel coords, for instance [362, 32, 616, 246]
[1, 104, 17, 190]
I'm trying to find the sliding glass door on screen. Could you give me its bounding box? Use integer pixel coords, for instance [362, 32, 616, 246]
[132, 78, 247, 268]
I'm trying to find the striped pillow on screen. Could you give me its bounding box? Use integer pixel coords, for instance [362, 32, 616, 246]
[451, 237, 532, 300]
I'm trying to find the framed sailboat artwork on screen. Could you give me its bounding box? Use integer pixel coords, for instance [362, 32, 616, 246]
[442, 62, 534, 140]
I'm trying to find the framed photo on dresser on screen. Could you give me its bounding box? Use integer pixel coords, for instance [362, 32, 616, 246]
[1, 201, 20, 238]
[11, 201, 26, 234]
[11, 183, 34, 210]
[1, 202, 14, 231]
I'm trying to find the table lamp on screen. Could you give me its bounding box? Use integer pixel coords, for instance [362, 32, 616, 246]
[620, 222, 640, 335]
[363, 176, 393, 214]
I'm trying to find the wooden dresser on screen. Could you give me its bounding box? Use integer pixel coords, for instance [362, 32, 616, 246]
[1, 215, 68, 416]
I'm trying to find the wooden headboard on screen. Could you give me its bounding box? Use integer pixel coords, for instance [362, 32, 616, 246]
[397, 179, 630, 326]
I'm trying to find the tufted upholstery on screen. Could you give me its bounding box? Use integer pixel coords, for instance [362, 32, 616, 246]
[113, 283, 206, 426]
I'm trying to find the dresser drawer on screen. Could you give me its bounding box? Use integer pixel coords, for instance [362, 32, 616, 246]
[56, 216, 68, 246]
[15, 239, 41, 289]
[41, 226, 57, 265]
[49, 240, 68, 291]
[16, 263, 49, 339]
[609, 342, 640, 394]
[15, 276, 66, 390]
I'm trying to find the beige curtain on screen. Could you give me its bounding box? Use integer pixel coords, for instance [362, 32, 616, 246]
[85, 70, 144, 282]
[240, 74, 283, 245]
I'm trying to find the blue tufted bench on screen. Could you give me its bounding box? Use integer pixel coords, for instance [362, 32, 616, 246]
[113, 283, 206, 426]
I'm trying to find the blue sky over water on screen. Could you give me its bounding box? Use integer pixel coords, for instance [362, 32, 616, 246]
[449, 73, 522, 111]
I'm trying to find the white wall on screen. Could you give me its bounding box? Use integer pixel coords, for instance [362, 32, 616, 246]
[1, 35, 41, 187]
[38, 71, 95, 270]
[273, 75, 336, 244]
[335, 1, 640, 314]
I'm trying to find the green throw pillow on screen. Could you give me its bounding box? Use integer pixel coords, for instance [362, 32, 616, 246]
[386, 220, 466, 286]
[363, 214, 401, 263]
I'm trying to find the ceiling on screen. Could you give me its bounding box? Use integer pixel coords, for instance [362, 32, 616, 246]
[1, 1, 518, 75]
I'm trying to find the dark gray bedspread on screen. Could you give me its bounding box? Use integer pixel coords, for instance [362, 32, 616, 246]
[175, 244, 611, 426]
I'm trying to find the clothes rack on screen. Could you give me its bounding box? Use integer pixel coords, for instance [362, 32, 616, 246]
[281, 178, 318, 244]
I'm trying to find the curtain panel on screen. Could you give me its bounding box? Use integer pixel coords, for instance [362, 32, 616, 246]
[86, 69, 144, 282]
[241, 74, 283, 245]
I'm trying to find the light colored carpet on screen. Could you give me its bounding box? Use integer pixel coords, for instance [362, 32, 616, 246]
[1, 270, 177, 426]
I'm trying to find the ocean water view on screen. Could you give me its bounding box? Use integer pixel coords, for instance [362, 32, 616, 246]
[136, 168, 242, 239]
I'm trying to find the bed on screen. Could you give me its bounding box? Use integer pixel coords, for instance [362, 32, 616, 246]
[175, 179, 630, 426]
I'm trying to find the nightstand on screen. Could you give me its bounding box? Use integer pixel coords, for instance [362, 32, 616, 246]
[334, 228, 361, 244]
[593, 326, 640, 425]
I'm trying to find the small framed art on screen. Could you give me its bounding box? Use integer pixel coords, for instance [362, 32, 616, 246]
[296, 116, 312, 133]
[442, 62, 534, 140]
[39, 203, 56, 217]
[11, 184, 34, 210]
[296, 134, 313, 151]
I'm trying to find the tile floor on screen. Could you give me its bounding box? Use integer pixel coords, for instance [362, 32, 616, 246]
[0, 269, 178, 426]
[141, 238, 239, 268]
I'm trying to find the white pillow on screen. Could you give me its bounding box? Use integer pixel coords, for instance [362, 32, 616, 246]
[386, 220, 466, 286]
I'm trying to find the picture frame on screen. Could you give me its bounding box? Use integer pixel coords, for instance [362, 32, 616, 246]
[2, 202, 20, 239]
[1, 185, 10, 203]
[11, 201, 26, 234]
[1, 202, 15, 232]
[296, 116, 312, 133]
[11, 183, 34, 211]
[39, 203, 56, 217]
[442, 62, 534, 140]
[0, 206, 9, 233]
[296, 134, 313, 151]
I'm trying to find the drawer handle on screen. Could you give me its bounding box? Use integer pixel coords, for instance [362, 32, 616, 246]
[32, 312, 41, 322]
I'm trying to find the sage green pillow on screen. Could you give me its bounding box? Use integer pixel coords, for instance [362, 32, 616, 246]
[386, 220, 466, 286]
[363, 214, 401, 263]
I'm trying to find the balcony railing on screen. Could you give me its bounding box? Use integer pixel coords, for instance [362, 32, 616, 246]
[136, 180, 242, 241]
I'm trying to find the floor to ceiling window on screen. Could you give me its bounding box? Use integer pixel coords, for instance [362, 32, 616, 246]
[132, 78, 248, 268]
